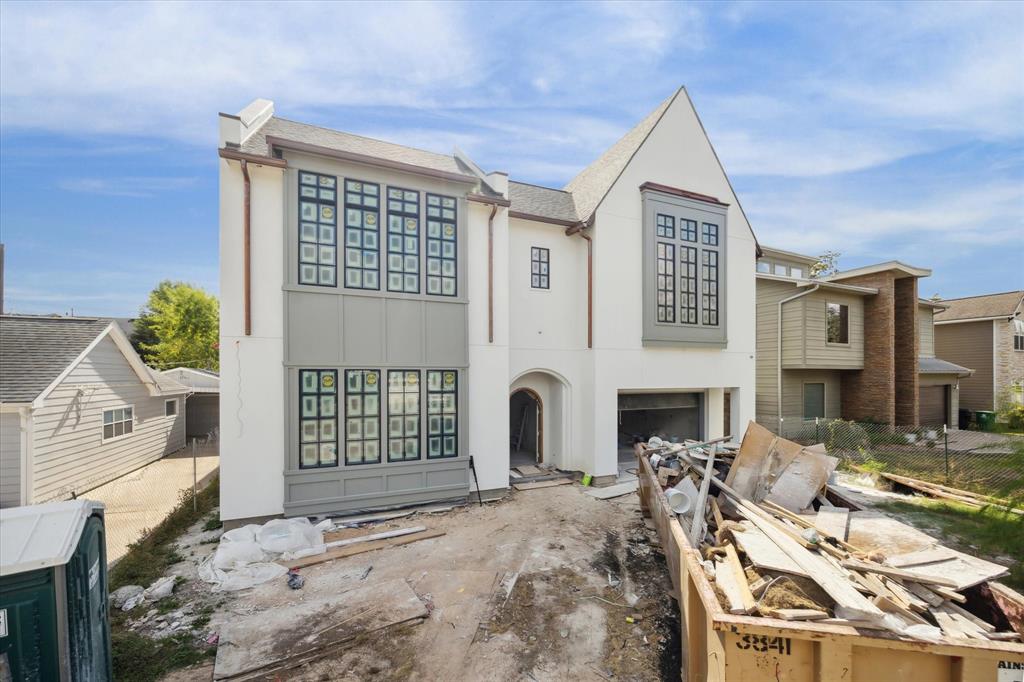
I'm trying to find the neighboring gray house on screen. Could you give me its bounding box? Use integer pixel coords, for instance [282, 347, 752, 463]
[160, 367, 220, 440]
[0, 315, 188, 508]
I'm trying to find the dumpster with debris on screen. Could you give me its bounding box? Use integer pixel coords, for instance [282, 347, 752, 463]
[0, 500, 112, 681]
[636, 422, 1024, 681]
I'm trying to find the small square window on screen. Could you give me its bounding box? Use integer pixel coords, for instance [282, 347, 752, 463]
[164, 399, 177, 417]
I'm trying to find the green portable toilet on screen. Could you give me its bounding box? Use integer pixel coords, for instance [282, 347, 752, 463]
[0, 500, 111, 681]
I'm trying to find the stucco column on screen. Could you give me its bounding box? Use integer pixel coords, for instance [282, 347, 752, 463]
[705, 387, 725, 440]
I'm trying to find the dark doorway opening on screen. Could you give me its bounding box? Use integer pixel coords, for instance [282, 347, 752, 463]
[510, 388, 542, 468]
[617, 393, 702, 459]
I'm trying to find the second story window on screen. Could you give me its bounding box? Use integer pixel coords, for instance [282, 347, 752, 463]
[299, 172, 338, 287]
[344, 180, 380, 290]
[531, 247, 550, 289]
[1014, 319, 1024, 351]
[426, 194, 457, 296]
[827, 302, 849, 344]
[386, 187, 420, 293]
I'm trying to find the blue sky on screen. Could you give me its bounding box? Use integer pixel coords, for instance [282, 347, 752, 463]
[1, 1, 1021, 317]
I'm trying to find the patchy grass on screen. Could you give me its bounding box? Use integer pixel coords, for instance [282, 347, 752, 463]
[876, 498, 1024, 591]
[202, 514, 222, 532]
[108, 475, 220, 682]
[109, 475, 219, 591]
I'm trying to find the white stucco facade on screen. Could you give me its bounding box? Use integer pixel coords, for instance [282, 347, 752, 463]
[218, 88, 757, 522]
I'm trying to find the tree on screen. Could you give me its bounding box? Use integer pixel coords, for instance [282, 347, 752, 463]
[809, 250, 841, 278]
[133, 281, 219, 371]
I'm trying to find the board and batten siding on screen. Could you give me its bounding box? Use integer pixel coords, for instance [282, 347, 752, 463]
[30, 336, 186, 502]
[919, 306, 935, 358]
[934, 320, 993, 411]
[0, 411, 22, 508]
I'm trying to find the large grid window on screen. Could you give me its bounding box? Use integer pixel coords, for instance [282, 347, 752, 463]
[680, 218, 697, 242]
[299, 370, 338, 468]
[425, 194, 457, 296]
[344, 369, 381, 465]
[102, 406, 133, 441]
[701, 222, 719, 246]
[387, 187, 420, 293]
[298, 171, 338, 286]
[655, 214, 675, 238]
[679, 246, 698, 324]
[656, 242, 676, 323]
[531, 247, 550, 289]
[387, 370, 420, 462]
[701, 250, 719, 326]
[426, 370, 458, 458]
[344, 180, 380, 290]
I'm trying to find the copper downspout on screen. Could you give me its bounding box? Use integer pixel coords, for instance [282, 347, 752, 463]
[565, 223, 593, 349]
[241, 159, 251, 336]
[488, 202, 497, 343]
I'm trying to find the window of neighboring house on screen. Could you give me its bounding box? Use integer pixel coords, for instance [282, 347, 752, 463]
[298, 171, 338, 287]
[386, 187, 420, 293]
[773, 263, 788, 276]
[299, 370, 339, 468]
[803, 383, 825, 420]
[164, 399, 177, 417]
[790, 267, 804, 279]
[102, 406, 134, 441]
[426, 370, 458, 458]
[343, 180, 381, 290]
[344, 369, 381, 465]
[827, 302, 849, 344]
[387, 370, 420, 462]
[1014, 319, 1024, 351]
[425, 193, 457, 296]
[756, 261, 771, 273]
[531, 247, 550, 289]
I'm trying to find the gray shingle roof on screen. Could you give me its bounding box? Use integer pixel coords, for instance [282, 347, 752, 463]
[563, 89, 680, 222]
[919, 356, 973, 377]
[508, 182, 579, 223]
[239, 117, 475, 179]
[933, 291, 1024, 323]
[0, 316, 111, 402]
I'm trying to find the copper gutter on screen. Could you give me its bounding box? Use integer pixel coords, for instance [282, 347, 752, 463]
[565, 222, 593, 349]
[241, 159, 252, 336]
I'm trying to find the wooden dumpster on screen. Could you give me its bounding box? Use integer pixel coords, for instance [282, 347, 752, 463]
[635, 450, 1024, 682]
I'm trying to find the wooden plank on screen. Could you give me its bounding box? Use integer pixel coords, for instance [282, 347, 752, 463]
[323, 526, 426, 549]
[769, 608, 829, 621]
[710, 497, 725, 531]
[814, 507, 850, 542]
[877, 472, 1023, 514]
[688, 450, 716, 546]
[841, 558, 959, 588]
[885, 546, 958, 568]
[284, 529, 446, 569]
[723, 543, 756, 614]
[584, 481, 637, 499]
[513, 478, 572, 491]
[515, 465, 543, 476]
[931, 608, 984, 640]
[903, 581, 945, 607]
[879, 577, 929, 613]
[989, 582, 1024, 636]
[731, 521, 808, 577]
[714, 556, 751, 615]
[873, 595, 929, 626]
[945, 602, 996, 633]
[899, 552, 1009, 592]
[738, 506, 884, 621]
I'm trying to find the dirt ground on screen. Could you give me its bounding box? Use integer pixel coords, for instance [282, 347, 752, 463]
[159, 483, 680, 681]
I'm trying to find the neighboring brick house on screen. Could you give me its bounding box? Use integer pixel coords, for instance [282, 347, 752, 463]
[933, 291, 1024, 413]
[755, 248, 972, 432]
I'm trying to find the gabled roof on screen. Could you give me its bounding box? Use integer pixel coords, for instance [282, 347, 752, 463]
[0, 316, 111, 402]
[238, 116, 476, 181]
[759, 245, 818, 266]
[933, 291, 1024, 323]
[508, 181, 579, 224]
[564, 89, 680, 223]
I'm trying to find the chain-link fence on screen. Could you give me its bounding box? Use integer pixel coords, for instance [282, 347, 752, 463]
[761, 418, 1024, 501]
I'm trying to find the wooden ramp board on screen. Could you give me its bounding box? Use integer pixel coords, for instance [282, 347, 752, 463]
[731, 521, 808, 577]
[814, 507, 850, 542]
[584, 481, 638, 499]
[284, 529, 445, 569]
[513, 478, 572, 491]
[515, 465, 544, 476]
[213, 578, 428, 679]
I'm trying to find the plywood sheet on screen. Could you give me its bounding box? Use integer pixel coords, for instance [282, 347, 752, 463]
[731, 521, 808, 577]
[584, 481, 638, 500]
[885, 546, 958, 568]
[901, 552, 1009, 591]
[764, 449, 839, 513]
[814, 507, 849, 541]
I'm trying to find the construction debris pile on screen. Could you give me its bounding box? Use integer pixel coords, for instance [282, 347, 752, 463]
[639, 422, 1023, 645]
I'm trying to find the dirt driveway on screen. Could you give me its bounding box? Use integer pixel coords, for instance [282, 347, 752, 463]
[167, 483, 680, 681]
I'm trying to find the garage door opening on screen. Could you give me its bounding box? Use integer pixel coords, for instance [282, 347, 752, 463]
[920, 385, 949, 427]
[618, 392, 702, 459]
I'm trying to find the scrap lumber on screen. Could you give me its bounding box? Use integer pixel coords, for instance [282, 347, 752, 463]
[723, 543, 756, 613]
[903, 581, 945, 608]
[877, 472, 1023, 515]
[945, 602, 996, 633]
[932, 608, 985, 640]
[584, 481, 638, 499]
[769, 608, 829, 621]
[989, 582, 1024, 636]
[814, 507, 850, 542]
[688, 449, 716, 546]
[840, 558, 959, 588]
[284, 529, 445, 569]
[513, 478, 572, 491]
[324, 526, 426, 549]
[710, 498, 725, 531]
[723, 422, 780, 500]
[885, 546, 958, 568]
[873, 595, 929, 626]
[714, 555, 752, 615]
[763, 447, 839, 513]
[899, 552, 1009, 592]
[731, 522, 808, 577]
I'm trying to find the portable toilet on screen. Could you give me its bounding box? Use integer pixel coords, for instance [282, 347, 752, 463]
[0, 500, 111, 681]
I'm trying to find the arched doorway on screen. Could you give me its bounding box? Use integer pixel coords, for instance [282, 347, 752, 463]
[510, 388, 542, 467]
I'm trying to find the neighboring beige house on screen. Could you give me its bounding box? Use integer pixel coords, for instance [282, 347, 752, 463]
[933, 291, 1024, 413]
[755, 247, 972, 432]
[0, 315, 188, 508]
[160, 367, 220, 441]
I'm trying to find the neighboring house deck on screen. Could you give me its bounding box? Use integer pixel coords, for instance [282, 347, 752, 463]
[0, 315, 188, 508]
[755, 247, 972, 431]
[934, 290, 1024, 412]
